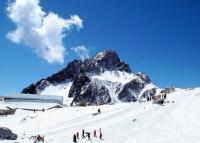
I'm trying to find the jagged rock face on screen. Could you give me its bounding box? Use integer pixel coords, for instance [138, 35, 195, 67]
[118, 79, 145, 102]
[160, 87, 176, 94]
[22, 50, 131, 94]
[0, 127, 18, 140]
[118, 72, 152, 102]
[69, 73, 111, 105]
[47, 60, 82, 83]
[22, 84, 37, 94]
[68, 72, 91, 98]
[93, 51, 131, 73]
[135, 72, 151, 84]
[141, 88, 157, 98]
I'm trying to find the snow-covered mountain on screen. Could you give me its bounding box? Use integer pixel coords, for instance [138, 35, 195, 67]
[22, 50, 171, 105]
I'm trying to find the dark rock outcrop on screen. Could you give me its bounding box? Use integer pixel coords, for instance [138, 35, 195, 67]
[22, 84, 37, 94]
[135, 72, 151, 84]
[0, 127, 18, 140]
[68, 72, 91, 98]
[118, 72, 152, 102]
[69, 73, 111, 106]
[118, 79, 145, 102]
[141, 88, 157, 98]
[160, 87, 176, 94]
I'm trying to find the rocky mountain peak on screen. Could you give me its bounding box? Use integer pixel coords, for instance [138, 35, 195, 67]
[92, 50, 131, 73]
[22, 50, 132, 94]
[93, 50, 119, 62]
[21, 50, 157, 106]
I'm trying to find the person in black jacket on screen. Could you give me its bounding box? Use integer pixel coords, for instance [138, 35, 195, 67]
[86, 132, 91, 140]
[99, 128, 103, 140]
[77, 132, 79, 139]
[94, 130, 97, 137]
[73, 134, 77, 143]
[98, 109, 101, 114]
[82, 129, 85, 138]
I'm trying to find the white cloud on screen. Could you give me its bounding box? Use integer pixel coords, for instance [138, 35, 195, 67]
[71, 45, 90, 61]
[7, 0, 83, 64]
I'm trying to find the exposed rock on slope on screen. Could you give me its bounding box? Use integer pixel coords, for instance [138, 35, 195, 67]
[0, 127, 18, 140]
[141, 88, 157, 98]
[69, 72, 111, 106]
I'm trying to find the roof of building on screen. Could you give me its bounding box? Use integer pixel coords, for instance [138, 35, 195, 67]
[0, 93, 63, 101]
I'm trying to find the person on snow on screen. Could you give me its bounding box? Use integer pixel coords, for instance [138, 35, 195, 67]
[94, 130, 97, 137]
[37, 135, 44, 143]
[163, 94, 167, 99]
[86, 132, 91, 140]
[82, 129, 85, 138]
[73, 134, 77, 143]
[98, 109, 101, 114]
[77, 132, 79, 139]
[99, 128, 103, 140]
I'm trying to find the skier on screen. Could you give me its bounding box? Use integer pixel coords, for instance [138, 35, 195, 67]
[94, 130, 97, 137]
[82, 129, 85, 138]
[73, 134, 77, 143]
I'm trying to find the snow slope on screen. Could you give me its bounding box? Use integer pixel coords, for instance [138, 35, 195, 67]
[1, 88, 200, 143]
[39, 82, 73, 105]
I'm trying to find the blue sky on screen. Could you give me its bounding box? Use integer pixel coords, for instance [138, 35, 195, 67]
[0, 0, 200, 94]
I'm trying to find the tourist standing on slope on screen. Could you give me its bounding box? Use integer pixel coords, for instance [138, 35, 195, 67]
[73, 134, 77, 143]
[99, 128, 103, 140]
[94, 130, 97, 137]
[77, 132, 79, 139]
[82, 129, 85, 138]
[98, 109, 101, 114]
[86, 132, 91, 140]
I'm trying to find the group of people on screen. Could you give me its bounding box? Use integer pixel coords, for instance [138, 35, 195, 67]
[30, 134, 44, 143]
[73, 128, 103, 143]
